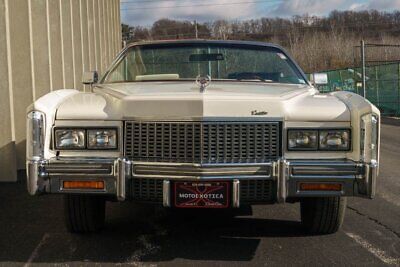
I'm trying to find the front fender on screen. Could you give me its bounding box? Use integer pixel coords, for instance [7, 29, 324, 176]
[331, 91, 381, 163]
[27, 89, 80, 160]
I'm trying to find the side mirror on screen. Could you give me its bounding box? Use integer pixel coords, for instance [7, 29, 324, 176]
[82, 71, 99, 85]
[311, 73, 328, 85]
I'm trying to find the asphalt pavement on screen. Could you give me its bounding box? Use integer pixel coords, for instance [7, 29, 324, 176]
[0, 122, 399, 266]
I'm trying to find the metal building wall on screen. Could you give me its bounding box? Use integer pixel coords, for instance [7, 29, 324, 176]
[0, 0, 122, 182]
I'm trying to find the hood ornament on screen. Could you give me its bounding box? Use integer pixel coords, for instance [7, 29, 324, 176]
[196, 75, 211, 93]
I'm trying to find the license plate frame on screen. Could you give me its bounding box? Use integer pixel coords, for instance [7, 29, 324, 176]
[174, 181, 230, 209]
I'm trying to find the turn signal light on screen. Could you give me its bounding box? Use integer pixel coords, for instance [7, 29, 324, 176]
[63, 181, 105, 190]
[300, 183, 342, 191]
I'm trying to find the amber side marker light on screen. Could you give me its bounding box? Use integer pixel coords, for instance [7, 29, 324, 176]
[63, 181, 105, 190]
[300, 183, 342, 191]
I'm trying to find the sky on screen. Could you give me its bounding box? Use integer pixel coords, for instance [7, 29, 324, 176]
[121, 0, 400, 26]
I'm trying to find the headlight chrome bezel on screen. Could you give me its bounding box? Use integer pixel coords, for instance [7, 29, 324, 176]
[53, 127, 119, 151]
[287, 128, 352, 152]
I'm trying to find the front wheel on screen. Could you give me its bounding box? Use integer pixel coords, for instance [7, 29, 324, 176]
[64, 195, 106, 233]
[300, 197, 347, 235]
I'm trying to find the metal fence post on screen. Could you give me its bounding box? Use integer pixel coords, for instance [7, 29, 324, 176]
[361, 40, 367, 99]
[398, 62, 400, 116]
[375, 66, 380, 107]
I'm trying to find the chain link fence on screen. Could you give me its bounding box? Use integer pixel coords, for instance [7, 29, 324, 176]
[312, 62, 400, 117]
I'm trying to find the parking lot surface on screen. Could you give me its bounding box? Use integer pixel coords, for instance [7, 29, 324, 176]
[0, 123, 399, 266]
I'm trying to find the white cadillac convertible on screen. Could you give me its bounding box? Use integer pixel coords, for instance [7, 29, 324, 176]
[27, 40, 380, 234]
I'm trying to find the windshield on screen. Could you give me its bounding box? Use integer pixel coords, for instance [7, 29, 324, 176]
[102, 43, 307, 85]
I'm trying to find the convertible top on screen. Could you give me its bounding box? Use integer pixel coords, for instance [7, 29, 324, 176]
[127, 39, 286, 51]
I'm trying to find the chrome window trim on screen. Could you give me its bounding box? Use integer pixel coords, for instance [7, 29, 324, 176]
[100, 40, 310, 86]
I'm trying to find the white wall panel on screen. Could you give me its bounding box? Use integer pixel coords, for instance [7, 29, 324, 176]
[60, 0, 74, 89]
[0, 0, 121, 181]
[71, 0, 83, 91]
[0, 0, 17, 181]
[48, 0, 64, 90]
[87, 0, 95, 73]
[30, 0, 51, 99]
[79, 0, 90, 92]
[8, 0, 33, 170]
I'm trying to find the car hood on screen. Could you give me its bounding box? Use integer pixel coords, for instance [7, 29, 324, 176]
[55, 82, 350, 121]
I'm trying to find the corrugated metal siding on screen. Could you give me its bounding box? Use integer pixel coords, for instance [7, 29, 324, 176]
[0, 0, 121, 181]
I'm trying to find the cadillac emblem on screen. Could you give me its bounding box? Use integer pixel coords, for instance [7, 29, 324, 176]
[251, 110, 268, 116]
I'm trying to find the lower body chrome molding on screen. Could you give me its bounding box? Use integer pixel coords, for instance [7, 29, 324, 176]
[26, 158, 379, 205]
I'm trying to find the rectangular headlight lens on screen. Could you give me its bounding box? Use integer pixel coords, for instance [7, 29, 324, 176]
[87, 129, 117, 149]
[55, 129, 85, 149]
[288, 130, 318, 150]
[319, 130, 350, 151]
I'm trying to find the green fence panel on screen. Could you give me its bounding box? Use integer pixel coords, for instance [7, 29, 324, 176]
[312, 62, 400, 116]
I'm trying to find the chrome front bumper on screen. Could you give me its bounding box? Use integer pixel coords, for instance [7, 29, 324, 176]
[27, 158, 378, 205]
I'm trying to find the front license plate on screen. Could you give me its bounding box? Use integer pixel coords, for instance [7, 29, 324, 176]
[174, 181, 230, 208]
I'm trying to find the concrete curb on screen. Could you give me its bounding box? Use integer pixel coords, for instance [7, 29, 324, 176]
[382, 117, 400, 126]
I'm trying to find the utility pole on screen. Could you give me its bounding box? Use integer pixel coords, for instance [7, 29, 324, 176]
[194, 20, 198, 39]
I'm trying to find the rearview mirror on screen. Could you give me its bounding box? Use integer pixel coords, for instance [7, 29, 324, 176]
[311, 73, 328, 85]
[189, 53, 224, 62]
[82, 71, 99, 85]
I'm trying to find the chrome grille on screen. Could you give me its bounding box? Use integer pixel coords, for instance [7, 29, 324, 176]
[130, 178, 163, 203]
[125, 121, 281, 163]
[240, 180, 275, 203]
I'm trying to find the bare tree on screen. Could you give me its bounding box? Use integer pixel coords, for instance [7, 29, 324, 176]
[123, 10, 400, 72]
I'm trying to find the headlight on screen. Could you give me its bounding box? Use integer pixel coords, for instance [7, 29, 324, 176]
[27, 111, 45, 160]
[55, 129, 85, 149]
[87, 129, 117, 149]
[319, 130, 350, 151]
[288, 130, 318, 150]
[288, 129, 351, 151]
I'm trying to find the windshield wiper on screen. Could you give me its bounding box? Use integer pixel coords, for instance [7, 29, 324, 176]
[236, 75, 273, 83]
